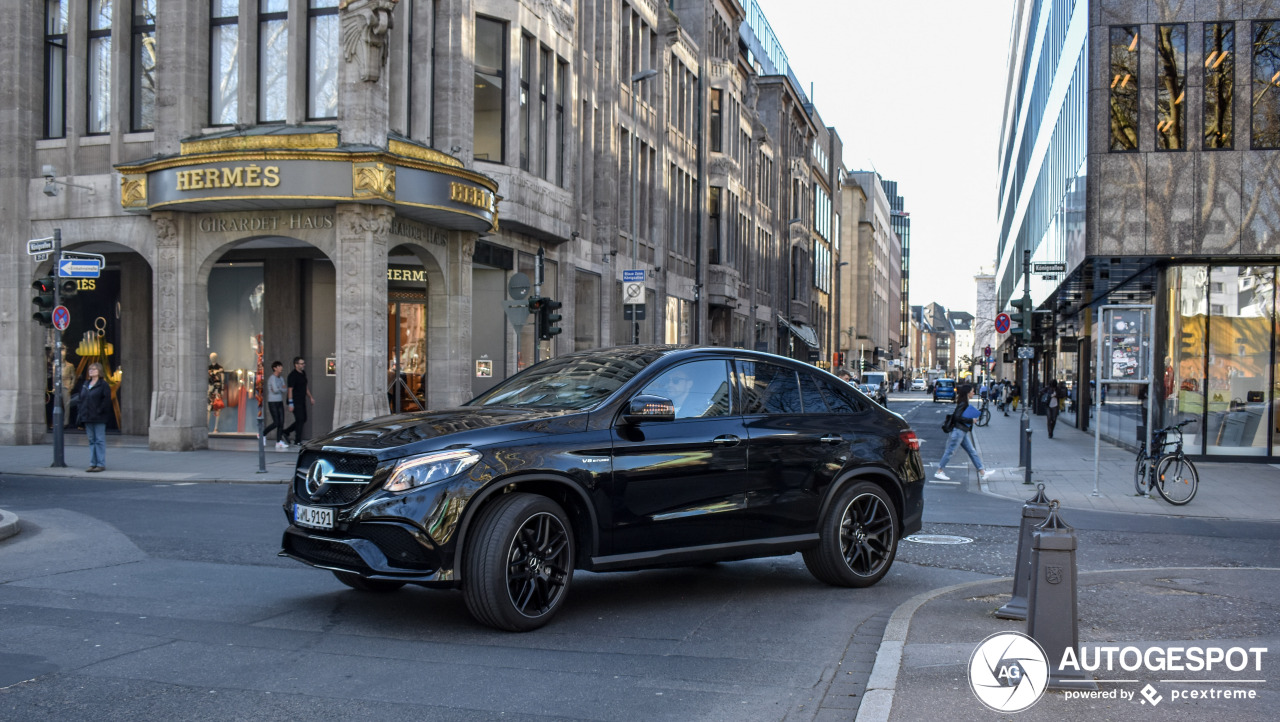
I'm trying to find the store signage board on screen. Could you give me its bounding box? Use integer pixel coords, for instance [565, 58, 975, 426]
[1033, 262, 1067, 274]
[58, 258, 100, 278]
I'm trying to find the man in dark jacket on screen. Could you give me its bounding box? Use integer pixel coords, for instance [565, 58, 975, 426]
[282, 356, 315, 445]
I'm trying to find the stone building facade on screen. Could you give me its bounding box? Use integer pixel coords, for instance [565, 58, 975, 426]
[2, 0, 862, 450]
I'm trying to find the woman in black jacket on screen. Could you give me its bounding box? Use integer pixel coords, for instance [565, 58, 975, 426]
[78, 362, 112, 472]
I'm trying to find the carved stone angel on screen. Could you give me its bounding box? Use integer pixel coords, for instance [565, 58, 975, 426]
[341, 0, 399, 83]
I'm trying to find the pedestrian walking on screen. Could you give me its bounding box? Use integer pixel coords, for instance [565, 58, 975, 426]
[1045, 380, 1062, 438]
[1011, 383, 1021, 412]
[78, 362, 112, 472]
[934, 383, 990, 481]
[282, 356, 315, 445]
[261, 361, 288, 449]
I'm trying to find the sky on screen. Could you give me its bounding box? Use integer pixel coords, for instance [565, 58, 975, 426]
[753, 0, 1017, 315]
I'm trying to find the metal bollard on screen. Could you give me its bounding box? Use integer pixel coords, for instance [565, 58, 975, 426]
[995, 483, 1051, 620]
[1023, 426, 1033, 484]
[1026, 501, 1096, 691]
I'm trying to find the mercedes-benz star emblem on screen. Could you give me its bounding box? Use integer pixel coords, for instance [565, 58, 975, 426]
[306, 459, 335, 496]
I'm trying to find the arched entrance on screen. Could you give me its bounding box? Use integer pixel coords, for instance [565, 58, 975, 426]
[33, 240, 153, 437]
[386, 240, 449, 413]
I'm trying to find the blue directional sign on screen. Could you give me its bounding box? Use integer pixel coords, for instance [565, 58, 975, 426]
[622, 269, 645, 283]
[58, 258, 100, 278]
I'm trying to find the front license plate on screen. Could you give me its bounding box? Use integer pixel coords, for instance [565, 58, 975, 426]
[294, 503, 333, 530]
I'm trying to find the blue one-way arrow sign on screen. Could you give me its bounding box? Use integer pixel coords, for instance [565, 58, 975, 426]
[58, 258, 100, 278]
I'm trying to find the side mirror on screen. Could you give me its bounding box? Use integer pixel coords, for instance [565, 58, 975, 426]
[622, 394, 676, 424]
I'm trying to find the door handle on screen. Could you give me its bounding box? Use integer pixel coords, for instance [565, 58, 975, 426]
[712, 435, 741, 447]
[820, 434, 843, 444]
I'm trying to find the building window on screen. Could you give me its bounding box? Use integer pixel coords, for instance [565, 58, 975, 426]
[709, 88, 722, 152]
[87, 0, 113, 135]
[473, 16, 505, 162]
[708, 186, 722, 265]
[44, 0, 69, 139]
[813, 183, 831, 240]
[574, 271, 600, 351]
[1109, 26, 1139, 151]
[556, 58, 567, 186]
[130, 0, 157, 131]
[519, 34, 532, 171]
[538, 45, 550, 178]
[258, 0, 288, 123]
[1252, 21, 1280, 148]
[1155, 24, 1186, 150]
[1204, 23, 1235, 149]
[307, 0, 338, 119]
[210, 0, 239, 126]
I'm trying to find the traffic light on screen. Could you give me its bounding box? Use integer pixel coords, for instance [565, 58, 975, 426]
[537, 298, 563, 340]
[1009, 295, 1033, 342]
[60, 278, 78, 301]
[32, 277, 56, 326]
[833, 351, 846, 368]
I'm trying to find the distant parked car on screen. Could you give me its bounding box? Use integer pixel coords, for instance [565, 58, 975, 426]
[911, 378, 926, 392]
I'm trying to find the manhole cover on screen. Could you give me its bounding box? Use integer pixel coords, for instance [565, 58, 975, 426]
[904, 534, 974, 545]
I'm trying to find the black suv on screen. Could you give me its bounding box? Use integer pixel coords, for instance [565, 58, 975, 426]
[281, 346, 925, 631]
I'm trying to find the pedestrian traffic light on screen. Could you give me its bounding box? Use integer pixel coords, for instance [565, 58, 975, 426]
[32, 276, 56, 326]
[537, 298, 563, 340]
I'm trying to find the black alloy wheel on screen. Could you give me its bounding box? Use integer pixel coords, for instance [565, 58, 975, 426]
[332, 570, 406, 592]
[804, 481, 899, 588]
[463, 493, 575, 631]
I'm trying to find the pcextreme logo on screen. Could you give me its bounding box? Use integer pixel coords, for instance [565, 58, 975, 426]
[968, 632, 1049, 713]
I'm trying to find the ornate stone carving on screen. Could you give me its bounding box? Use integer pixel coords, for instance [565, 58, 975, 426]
[340, 0, 399, 83]
[153, 240, 180, 423]
[353, 162, 396, 200]
[120, 175, 147, 208]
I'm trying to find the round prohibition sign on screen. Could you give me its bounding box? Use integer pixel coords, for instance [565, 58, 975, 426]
[995, 312, 1011, 334]
[52, 305, 71, 331]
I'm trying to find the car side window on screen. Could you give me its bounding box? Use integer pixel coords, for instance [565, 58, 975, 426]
[798, 373, 829, 413]
[640, 360, 733, 419]
[819, 378, 867, 413]
[738, 361, 803, 414]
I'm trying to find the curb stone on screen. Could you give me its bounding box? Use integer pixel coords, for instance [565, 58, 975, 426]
[0, 508, 20, 541]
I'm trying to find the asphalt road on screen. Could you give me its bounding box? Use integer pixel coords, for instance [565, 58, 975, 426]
[1, 395, 1276, 720]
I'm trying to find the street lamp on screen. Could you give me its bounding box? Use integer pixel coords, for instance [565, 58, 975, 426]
[630, 68, 658, 344]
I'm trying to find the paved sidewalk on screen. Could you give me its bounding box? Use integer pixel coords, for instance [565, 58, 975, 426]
[0, 434, 296, 484]
[862, 567, 1280, 721]
[972, 402, 1280, 521]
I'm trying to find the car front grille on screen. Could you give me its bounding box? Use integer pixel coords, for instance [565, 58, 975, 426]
[293, 451, 381, 506]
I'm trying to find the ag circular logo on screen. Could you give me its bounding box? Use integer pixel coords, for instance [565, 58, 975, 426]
[968, 631, 1049, 713]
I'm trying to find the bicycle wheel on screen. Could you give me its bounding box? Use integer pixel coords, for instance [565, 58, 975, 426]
[977, 407, 991, 427]
[1154, 454, 1198, 505]
[1133, 451, 1149, 496]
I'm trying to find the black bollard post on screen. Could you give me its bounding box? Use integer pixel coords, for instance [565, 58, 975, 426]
[1026, 501, 1096, 691]
[1023, 426, 1033, 484]
[995, 483, 1051, 620]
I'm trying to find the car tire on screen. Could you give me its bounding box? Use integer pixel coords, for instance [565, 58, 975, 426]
[332, 570, 406, 592]
[463, 493, 575, 632]
[803, 481, 899, 588]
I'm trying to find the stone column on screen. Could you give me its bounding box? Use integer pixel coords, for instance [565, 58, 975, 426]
[337, 0, 398, 147]
[333, 204, 391, 428]
[431, 0, 473, 160]
[149, 213, 209, 450]
[433, 231, 475, 409]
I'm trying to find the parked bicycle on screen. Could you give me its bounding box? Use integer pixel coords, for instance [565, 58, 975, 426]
[975, 396, 991, 427]
[1133, 419, 1198, 504]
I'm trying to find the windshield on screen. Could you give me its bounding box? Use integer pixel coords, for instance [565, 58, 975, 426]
[467, 353, 657, 410]
[938, 380, 955, 388]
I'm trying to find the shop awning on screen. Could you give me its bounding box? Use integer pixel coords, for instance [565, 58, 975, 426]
[777, 315, 820, 349]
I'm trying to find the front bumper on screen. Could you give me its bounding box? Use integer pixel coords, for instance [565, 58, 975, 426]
[280, 523, 457, 586]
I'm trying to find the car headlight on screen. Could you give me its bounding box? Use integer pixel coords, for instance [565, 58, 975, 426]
[384, 449, 482, 493]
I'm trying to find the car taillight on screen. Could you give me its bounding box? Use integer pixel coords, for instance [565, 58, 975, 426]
[899, 430, 920, 451]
